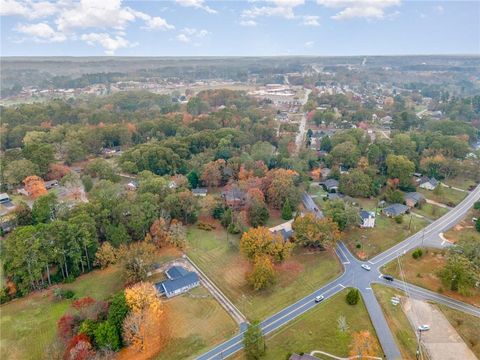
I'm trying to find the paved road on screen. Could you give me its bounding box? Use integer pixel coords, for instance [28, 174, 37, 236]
[197, 185, 480, 360]
[302, 192, 324, 218]
[294, 89, 311, 153]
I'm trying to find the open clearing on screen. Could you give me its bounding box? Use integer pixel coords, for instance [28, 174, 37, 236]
[342, 215, 428, 260]
[418, 187, 466, 207]
[186, 224, 342, 320]
[0, 249, 180, 360]
[372, 284, 419, 360]
[382, 248, 480, 307]
[402, 297, 477, 360]
[232, 289, 383, 359]
[412, 203, 449, 220]
[443, 207, 480, 244]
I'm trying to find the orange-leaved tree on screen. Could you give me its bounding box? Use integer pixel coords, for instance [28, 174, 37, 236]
[23, 175, 47, 199]
[349, 330, 380, 359]
[240, 226, 293, 263]
[292, 213, 341, 250]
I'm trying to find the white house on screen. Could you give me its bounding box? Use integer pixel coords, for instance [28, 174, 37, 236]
[360, 210, 376, 228]
[418, 177, 439, 191]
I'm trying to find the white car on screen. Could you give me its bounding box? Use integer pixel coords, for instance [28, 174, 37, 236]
[315, 295, 325, 303]
[418, 325, 430, 332]
[361, 264, 371, 271]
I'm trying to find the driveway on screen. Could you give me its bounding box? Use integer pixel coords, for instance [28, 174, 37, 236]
[402, 298, 477, 360]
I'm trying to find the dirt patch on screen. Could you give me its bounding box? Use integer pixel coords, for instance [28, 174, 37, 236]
[276, 260, 304, 282]
[402, 298, 477, 360]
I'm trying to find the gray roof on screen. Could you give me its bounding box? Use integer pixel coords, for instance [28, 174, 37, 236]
[273, 229, 293, 241]
[157, 271, 199, 295]
[166, 265, 189, 279]
[0, 193, 10, 201]
[222, 188, 245, 201]
[192, 188, 208, 195]
[419, 177, 438, 187]
[323, 179, 339, 189]
[383, 203, 409, 216]
[404, 192, 425, 203]
[289, 355, 319, 360]
[360, 210, 375, 220]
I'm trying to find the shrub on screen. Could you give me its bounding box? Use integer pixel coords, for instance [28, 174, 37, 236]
[394, 215, 403, 224]
[474, 201, 480, 210]
[54, 288, 75, 300]
[355, 243, 361, 249]
[346, 288, 360, 305]
[412, 249, 423, 259]
[197, 222, 215, 231]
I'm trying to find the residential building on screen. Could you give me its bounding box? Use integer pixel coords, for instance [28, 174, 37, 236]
[222, 188, 246, 207]
[192, 188, 208, 197]
[360, 210, 376, 228]
[0, 193, 11, 204]
[289, 354, 319, 360]
[45, 180, 59, 190]
[404, 192, 426, 208]
[321, 179, 339, 193]
[418, 177, 439, 191]
[125, 180, 139, 191]
[155, 266, 200, 298]
[383, 203, 409, 217]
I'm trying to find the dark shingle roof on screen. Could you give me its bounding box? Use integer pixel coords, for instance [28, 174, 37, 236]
[192, 188, 208, 195]
[404, 192, 425, 203]
[157, 271, 199, 294]
[383, 203, 409, 216]
[323, 179, 339, 189]
[166, 265, 189, 279]
[360, 210, 375, 220]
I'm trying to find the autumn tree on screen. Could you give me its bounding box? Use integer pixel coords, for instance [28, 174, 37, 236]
[201, 159, 224, 187]
[338, 169, 373, 198]
[164, 190, 199, 224]
[264, 169, 300, 209]
[349, 331, 380, 359]
[94, 242, 117, 269]
[63, 333, 95, 360]
[240, 227, 293, 263]
[168, 219, 187, 249]
[386, 154, 415, 187]
[3, 159, 39, 186]
[119, 242, 156, 284]
[148, 217, 170, 248]
[247, 255, 276, 291]
[292, 214, 341, 249]
[23, 175, 47, 199]
[247, 198, 270, 228]
[123, 282, 169, 353]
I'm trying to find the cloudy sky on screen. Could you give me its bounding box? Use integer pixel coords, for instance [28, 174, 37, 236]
[1, 0, 479, 56]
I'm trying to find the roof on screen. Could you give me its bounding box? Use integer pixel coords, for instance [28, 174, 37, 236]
[192, 188, 208, 195]
[273, 229, 293, 241]
[166, 265, 189, 279]
[404, 192, 425, 202]
[0, 193, 10, 201]
[384, 203, 409, 216]
[360, 210, 375, 220]
[222, 188, 245, 200]
[157, 272, 199, 294]
[323, 179, 339, 189]
[418, 177, 438, 187]
[289, 354, 319, 360]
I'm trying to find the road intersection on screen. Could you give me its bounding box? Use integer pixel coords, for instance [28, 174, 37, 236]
[197, 185, 480, 360]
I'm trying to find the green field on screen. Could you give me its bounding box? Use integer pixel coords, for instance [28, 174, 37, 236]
[186, 226, 342, 320]
[411, 203, 449, 220]
[233, 289, 383, 359]
[0, 251, 179, 360]
[372, 285, 418, 360]
[343, 215, 428, 260]
[418, 186, 466, 206]
[442, 177, 477, 191]
[153, 287, 237, 360]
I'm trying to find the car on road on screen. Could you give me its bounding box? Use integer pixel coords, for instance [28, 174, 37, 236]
[383, 275, 394, 281]
[418, 325, 430, 332]
[315, 295, 325, 302]
[361, 264, 371, 271]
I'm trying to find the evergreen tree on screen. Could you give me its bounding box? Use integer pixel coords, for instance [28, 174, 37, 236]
[281, 199, 293, 220]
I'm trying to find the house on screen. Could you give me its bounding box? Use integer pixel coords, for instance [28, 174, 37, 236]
[404, 192, 425, 208]
[155, 266, 200, 298]
[0, 193, 11, 204]
[321, 179, 339, 193]
[222, 188, 246, 207]
[360, 210, 376, 228]
[192, 188, 208, 197]
[383, 203, 409, 217]
[125, 180, 139, 191]
[272, 228, 293, 241]
[339, 165, 349, 174]
[320, 167, 331, 179]
[418, 177, 438, 191]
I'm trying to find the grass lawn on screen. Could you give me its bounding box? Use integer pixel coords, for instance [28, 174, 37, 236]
[418, 187, 466, 207]
[438, 304, 480, 358]
[232, 289, 383, 359]
[442, 177, 477, 191]
[186, 225, 342, 321]
[343, 215, 428, 260]
[0, 249, 179, 360]
[265, 208, 289, 228]
[411, 203, 449, 220]
[382, 248, 480, 307]
[444, 208, 480, 244]
[372, 284, 418, 360]
[154, 286, 237, 360]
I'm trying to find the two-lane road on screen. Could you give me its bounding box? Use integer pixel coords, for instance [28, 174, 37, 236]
[197, 185, 480, 360]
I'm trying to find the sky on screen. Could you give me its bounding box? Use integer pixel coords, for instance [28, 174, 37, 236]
[0, 0, 479, 57]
